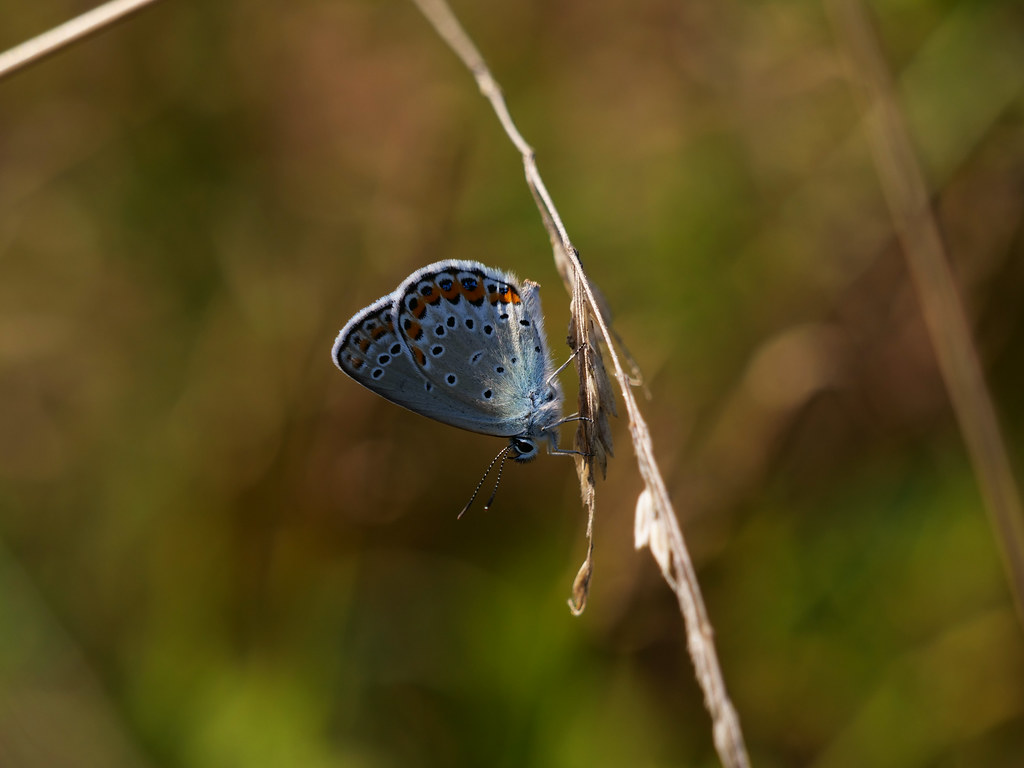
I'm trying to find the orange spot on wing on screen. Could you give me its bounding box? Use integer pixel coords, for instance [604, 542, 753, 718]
[357, 336, 371, 352]
[461, 280, 485, 304]
[439, 277, 461, 302]
[413, 347, 426, 367]
[490, 286, 520, 305]
[403, 321, 423, 340]
[370, 325, 389, 340]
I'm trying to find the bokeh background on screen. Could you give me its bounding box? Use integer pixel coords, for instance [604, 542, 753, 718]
[2, 0, 1023, 766]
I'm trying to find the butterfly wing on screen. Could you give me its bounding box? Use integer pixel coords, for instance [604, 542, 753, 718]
[333, 261, 559, 437]
[391, 261, 561, 437]
[332, 295, 439, 414]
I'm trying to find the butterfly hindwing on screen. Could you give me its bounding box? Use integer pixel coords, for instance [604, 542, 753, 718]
[332, 296, 428, 407]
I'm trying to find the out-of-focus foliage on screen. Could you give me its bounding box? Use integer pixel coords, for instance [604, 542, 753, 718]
[1, 0, 1023, 766]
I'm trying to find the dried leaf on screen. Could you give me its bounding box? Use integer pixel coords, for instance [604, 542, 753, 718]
[567, 541, 594, 615]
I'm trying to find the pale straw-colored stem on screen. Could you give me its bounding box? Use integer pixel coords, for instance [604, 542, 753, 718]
[0, 0, 162, 82]
[409, 0, 751, 765]
[827, 0, 1024, 630]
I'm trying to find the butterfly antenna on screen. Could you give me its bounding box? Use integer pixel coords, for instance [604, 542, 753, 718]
[483, 449, 510, 511]
[459, 445, 510, 519]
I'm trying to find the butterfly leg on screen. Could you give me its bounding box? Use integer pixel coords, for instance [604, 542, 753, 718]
[549, 446, 591, 458]
[546, 344, 586, 386]
[543, 414, 594, 457]
[551, 413, 592, 428]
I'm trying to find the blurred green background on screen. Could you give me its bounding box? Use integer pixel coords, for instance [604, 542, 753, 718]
[2, 0, 1023, 766]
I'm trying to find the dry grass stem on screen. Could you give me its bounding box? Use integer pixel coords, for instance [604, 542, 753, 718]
[828, 0, 1024, 629]
[409, 0, 751, 765]
[0, 0, 162, 82]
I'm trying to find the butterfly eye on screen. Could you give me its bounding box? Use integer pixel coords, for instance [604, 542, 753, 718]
[509, 437, 537, 461]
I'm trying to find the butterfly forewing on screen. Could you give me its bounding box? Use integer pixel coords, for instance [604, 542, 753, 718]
[393, 262, 546, 435]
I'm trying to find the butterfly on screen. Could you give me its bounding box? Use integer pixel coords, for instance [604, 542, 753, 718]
[332, 260, 566, 464]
